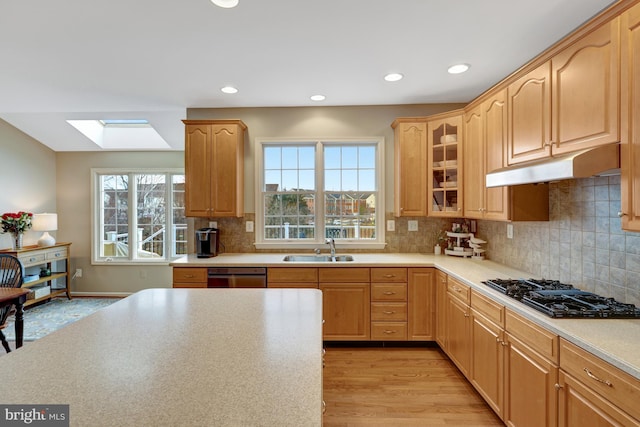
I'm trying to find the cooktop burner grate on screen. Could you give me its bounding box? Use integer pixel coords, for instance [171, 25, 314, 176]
[482, 278, 640, 319]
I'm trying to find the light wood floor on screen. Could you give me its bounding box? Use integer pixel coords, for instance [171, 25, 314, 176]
[323, 344, 505, 426]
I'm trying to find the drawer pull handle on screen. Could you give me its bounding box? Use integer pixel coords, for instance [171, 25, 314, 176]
[583, 368, 613, 387]
[383, 311, 396, 315]
[383, 274, 396, 278]
[453, 286, 462, 293]
[184, 274, 194, 278]
[383, 330, 397, 334]
[383, 291, 396, 295]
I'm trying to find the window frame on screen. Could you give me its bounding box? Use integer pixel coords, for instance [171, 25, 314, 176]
[254, 137, 386, 250]
[91, 168, 186, 265]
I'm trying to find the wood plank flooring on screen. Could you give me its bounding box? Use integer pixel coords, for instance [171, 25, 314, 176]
[323, 344, 505, 426]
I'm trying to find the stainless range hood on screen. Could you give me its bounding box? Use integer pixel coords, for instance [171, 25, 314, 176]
[485, 143, 620, 188]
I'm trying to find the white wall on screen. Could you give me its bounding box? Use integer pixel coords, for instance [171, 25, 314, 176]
[0, 119, 57, 249]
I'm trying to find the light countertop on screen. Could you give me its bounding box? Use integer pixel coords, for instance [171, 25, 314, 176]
[173, 253, 640, 380]
[0, 288, 324, 427]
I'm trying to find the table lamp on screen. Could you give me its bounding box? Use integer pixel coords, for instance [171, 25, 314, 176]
[32, 213, 58, 247]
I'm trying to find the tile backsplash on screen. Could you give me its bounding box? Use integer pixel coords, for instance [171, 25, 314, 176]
[479, 176, 640, 306]
[193, 175, 639, 305]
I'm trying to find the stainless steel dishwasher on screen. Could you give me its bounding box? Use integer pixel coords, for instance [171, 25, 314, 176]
[207, 267, 267, 288]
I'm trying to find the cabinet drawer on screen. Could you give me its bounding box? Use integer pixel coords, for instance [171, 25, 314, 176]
[268, 267, 318, 283]
[319, 268, 369, 283]
[45, 247, 68, 260]
[19, 253, 46, 266]
[447, 277, 470, 304]
[371, 322, 408, 340]
[173, 267, 207, 283]
[371, 302, 408, 321]
[371, 283, 407, 301]
[560, 338, 640, 420]
[371, 268, 407, 282]
[471, 290, 505, 327]
[506, 309, 558, 362]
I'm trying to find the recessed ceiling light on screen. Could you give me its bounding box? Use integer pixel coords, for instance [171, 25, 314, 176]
[221, 86, 238, 94]
[448, 64, 470, 74]
[211, 0, 239, 8]
[384, 73, 404, 82]
[310, 95, 326, 101]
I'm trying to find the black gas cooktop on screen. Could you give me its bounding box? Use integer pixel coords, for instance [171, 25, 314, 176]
[482, 278, 640, 319]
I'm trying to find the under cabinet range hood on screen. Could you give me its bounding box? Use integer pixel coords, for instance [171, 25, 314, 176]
[485, 143, 620, 187]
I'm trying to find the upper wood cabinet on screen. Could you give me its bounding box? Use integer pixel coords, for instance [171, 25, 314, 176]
[183, 120, 246, 218]
[507, 61, 552, 165]
[551, 18, 620, 155]
[392, 119, 428, 216]
[621, 3, 640, 232]
[507, 18, 620, 165]
[465, 92, 549, 221]
[427, 112, 463, 217]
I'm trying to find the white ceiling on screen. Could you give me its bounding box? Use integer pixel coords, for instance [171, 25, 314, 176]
[0, 0, 617, 152]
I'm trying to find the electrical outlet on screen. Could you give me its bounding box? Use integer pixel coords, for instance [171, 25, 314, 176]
[386, 220, 395, 232]
[507, 223, 514, 239]
[408, 220, 418, 232]
[246, 221, 254, 232]
[209, 221, 217, 229]
[75, 268, 82, 278]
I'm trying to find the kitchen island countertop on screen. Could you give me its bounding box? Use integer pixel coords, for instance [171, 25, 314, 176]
[0, 288, 324, 427]
[172, 253, 640, 380]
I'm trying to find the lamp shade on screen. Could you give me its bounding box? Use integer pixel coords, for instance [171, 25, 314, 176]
[32, 213, 57, 247]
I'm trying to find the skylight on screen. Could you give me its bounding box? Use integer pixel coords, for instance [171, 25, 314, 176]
[66, 119, 170, 150]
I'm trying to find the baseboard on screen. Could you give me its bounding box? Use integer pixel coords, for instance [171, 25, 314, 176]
[70, 292, 132, 298]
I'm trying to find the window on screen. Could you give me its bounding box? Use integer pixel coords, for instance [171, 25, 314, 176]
[92, 169, 187, 264]
[256, 138, 385, 249]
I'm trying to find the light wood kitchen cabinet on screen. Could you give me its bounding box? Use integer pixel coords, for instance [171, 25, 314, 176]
[621, 3, 640, 232]
[370, 267, 407, 340]
[427, 111, 463, 217]
[172, 267, 207, 288]
[551, 18, 620, 155]
[446, 276, 471, 376]
[391, 119, 428, 217]
[407, 268, 435, 341]
[470, 290, 506, 419]
[465, 95, 549, 222]
[319, 268, 370, 341]
[507, 19, 619, 165]
[558, 338, 640, 426]
[183, 120, 246, 218]
[267, 267, 318, 288]
[504, 310, 559, 427]
[507, 61, 552, 165]
[434, 269, 448, 348]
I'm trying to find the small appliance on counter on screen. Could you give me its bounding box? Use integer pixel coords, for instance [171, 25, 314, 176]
[196, 227, 219, 258]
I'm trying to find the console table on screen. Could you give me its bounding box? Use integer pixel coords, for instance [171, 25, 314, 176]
[0, 242, 71, 306]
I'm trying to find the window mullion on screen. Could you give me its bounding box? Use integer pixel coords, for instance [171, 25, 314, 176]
[129, 173, 137, 261]
[316, 140, 325, 243]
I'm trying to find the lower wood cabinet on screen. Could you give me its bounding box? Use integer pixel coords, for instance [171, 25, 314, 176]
[446, 277, 472, 376]
[320, 267, 371, 341]
[435, 270, 448, 348]
[407, 268, 435, 341]
[172, 267, 207, 288]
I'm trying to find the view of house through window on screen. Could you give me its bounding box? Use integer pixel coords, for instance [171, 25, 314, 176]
[93, 170, 187, 262]
[259, 139, 382, 246]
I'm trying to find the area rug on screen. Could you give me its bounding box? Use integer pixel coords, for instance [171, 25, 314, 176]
[4, 297, 121, 341]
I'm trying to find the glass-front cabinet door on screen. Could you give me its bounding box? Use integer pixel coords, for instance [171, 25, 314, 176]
[427, 112, 463, 217]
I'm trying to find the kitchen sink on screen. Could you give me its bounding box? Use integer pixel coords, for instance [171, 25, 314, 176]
[282, 255, 354, 262]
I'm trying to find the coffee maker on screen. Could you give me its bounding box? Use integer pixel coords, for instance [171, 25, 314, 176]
[195, 227, 219, 258]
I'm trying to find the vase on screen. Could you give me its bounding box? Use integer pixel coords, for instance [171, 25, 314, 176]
[12, 232, 23, 250]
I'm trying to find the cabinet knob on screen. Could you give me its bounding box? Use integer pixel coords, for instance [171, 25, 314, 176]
[617, 211, 627, 218]
[464, 312, 470, 318]
[554, 383, 563, 390]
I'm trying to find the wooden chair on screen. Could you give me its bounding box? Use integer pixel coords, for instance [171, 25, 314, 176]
[0, 254, 24, 352]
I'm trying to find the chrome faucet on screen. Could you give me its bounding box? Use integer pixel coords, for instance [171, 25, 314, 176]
[326, 238, 336, 258]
